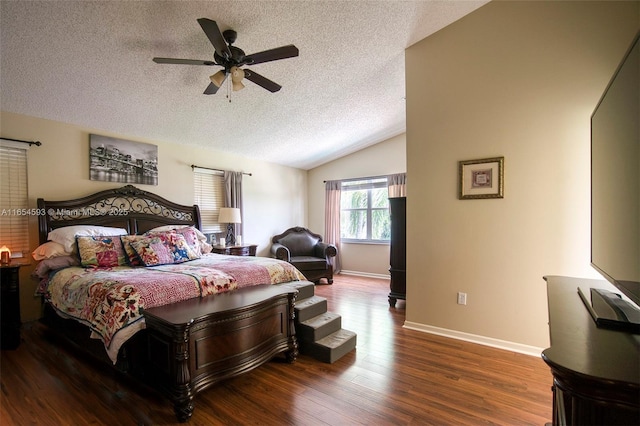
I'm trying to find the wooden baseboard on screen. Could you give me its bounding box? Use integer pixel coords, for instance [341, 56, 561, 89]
[338, 270, 389, 280]
[403, 321, 544, 357]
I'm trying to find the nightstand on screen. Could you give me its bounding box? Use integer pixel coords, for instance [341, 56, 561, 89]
[210, 244, 258, 256]
[1, 264, 22, 349]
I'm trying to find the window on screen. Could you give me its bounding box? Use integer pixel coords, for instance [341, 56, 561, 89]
[0, 142, 30, 256]
[340, 177, 390, 243]
[193, 168, 224, 233]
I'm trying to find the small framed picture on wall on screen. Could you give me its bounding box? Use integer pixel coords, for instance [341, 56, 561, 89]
[458, 156, 504, 200]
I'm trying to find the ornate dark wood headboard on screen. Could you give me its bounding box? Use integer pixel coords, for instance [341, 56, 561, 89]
[37, 185, 201, 244]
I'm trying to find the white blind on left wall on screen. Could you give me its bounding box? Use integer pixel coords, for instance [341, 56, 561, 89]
[0, 143, 30, 256]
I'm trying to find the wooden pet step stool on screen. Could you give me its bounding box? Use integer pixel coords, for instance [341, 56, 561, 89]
[290, 281, 357, 363]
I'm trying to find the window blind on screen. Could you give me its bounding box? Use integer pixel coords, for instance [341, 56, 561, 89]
[341, 177, 388, 191]
[193, 168, 224, 233]
[0, 144, 30, 255]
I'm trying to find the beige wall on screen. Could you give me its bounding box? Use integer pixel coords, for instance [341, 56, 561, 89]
[1, 110, 307, 321]
[307, 133, 406, 276]
[405, 1, 639, 351]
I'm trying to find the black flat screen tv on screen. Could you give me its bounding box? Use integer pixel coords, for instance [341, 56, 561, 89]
[590, 30, 640, 315]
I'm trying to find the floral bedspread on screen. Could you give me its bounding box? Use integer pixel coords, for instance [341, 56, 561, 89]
[44, 254, 305, 352]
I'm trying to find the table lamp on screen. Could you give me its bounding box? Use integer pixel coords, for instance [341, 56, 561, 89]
[218, 207, 241, 246]
[0, 246, 11, 265]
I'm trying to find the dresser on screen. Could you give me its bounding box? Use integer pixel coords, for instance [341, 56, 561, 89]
[1, 264, 22, 349]
[542, 276, 639, 425]
[210, 244, 257, 256]
[388, 197, 406, 307]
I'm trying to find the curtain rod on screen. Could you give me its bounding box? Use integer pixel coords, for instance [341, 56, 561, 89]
[191, 164, 252, 176]
[0, 137, 42, 146]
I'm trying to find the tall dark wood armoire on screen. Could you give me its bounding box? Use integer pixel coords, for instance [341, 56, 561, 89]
[388, 197, 406, 307]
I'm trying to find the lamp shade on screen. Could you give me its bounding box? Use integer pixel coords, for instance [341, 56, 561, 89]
[0, 245, 11, 265]
[218, 207, 241, 224]
[232, 80, 245, 92]
[209, 70, 227, 88]
[230, 66, 245, 92]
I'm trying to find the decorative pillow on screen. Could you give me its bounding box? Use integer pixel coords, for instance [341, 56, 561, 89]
[147, 225, 207, 241]
[48, 225, 128, 253]
[145, 227, 196, 253]
[129, 233, 200, 266]
[77, 235, 128, 268]
[32, 241, 70, 260]
[146, 226, 211, 255]
[120, 235, 144, 266]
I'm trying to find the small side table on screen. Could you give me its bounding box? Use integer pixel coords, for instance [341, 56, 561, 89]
[210, 244, 258, 256]
[1, 264, 22, 349]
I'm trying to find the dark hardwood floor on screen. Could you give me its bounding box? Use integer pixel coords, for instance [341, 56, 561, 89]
[0, 274, 552, 425]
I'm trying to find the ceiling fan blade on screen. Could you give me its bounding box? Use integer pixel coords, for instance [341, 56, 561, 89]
[203, 82, 220, 95]
[244, 45, 299, 65]
[197, 18, 232, 60]
[244, 69, 282, 92]
[153, 57, 216, 66]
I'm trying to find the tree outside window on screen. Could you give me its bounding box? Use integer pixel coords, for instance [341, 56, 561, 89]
[340, 178, 390, 242]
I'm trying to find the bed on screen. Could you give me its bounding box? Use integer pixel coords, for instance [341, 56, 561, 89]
[36, 185, 304, 421]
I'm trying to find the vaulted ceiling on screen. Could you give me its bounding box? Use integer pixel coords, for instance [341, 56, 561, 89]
[0, 1, 487, 169]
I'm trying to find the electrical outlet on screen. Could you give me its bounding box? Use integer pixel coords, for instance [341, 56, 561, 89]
[457, 292, 467, 305]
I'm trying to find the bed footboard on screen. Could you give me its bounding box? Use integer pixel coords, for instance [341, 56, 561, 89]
[142, 285, 298, 422]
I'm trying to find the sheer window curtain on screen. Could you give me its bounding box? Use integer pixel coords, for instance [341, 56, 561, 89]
[387, 173, 407, 197]
[324, 180, 341, 273]
[224, 171, 243, 240]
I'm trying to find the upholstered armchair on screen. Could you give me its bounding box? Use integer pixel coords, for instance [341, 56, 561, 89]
[271, 227, 337, 284]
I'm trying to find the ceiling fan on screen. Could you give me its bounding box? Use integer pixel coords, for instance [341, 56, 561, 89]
[153, 18, 299, 95]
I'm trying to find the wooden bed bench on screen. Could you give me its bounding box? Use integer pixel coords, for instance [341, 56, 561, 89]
[142, 284, 298, 422]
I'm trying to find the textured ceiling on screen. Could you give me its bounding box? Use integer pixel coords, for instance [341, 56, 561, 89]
[1, 1, 487, 170]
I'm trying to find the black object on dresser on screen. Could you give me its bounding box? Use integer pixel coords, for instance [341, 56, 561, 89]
[1, 264, 22, 350]
[388, 197, 406, 307]
[542, 276, 640, 425]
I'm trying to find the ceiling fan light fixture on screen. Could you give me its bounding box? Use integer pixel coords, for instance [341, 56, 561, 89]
[230, 66, 245, 91]
[230, 66, 244, 81]
[232, 81, 245, 91]
[209, 70, 226, 87]
[155, 20, 298, 96]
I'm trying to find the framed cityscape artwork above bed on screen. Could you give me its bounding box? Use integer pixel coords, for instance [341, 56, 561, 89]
[89, 134, 158, 185]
